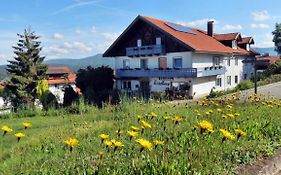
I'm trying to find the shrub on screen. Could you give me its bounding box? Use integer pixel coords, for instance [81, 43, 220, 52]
[235, 80, 254, 91]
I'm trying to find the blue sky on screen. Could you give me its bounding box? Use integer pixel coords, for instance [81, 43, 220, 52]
[0, 0, 280, 64]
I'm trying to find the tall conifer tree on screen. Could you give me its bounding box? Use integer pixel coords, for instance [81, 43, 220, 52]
[6, 29, 47, 109]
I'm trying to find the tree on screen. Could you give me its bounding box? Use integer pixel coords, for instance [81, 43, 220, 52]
[63, 85, 79, 107]
[76, 66, 114, 107]
[6, 29, 47, 109]
[273, 23, 281, 55]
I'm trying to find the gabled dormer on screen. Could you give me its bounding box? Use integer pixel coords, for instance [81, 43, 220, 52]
[214, 33, 242, 49]
[238, 37, 255, 51]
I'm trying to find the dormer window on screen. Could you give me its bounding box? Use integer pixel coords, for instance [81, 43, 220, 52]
[246, 44, 250, 51]
[137, 39, 142, 47]
[232, 40, 237, 49]
[156, 37, 161, 45]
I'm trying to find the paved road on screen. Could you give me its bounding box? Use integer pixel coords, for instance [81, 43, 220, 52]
[238, 81, 281, 99]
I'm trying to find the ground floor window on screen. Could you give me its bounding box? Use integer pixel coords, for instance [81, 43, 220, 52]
[173, 57, 182, 68]
[227, 76, 231, 86]
[122, 81, 131, 90]
[235, 75, 238, 84]
[244, 74, 247, 80]
[216, 78, 222, 87]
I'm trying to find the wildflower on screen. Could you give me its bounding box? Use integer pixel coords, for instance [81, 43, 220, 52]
[222, 114, 228, 119]
[153, 140, 164, 147]
[131, 126, 140, 131]
[227, 104, 233, 109]
[217, 108, 222, 113]
[23, 122, 31, 129]
[219, 129, 235, 141]
[150, 112, 158, 118]
[227, 113, 235, 118]
[172, 115, 183, 124]
[235, 129, 247, 138]
[103, 140, 113, 147]
[2, 126, 13, 136]
[136, 115, 143, 121]
[64, 138, 79, 151]
[205, 111, 211, 116]
[234, 113, 240, 117]
[136, 138, 153, 151]
[199, 120, 214, 133]
[99, 134, 109, 143]
[15, 132, 25, 142]
[141, 120, 152, 128]
[163, 116, 170, 121]
[111, 139, 124, 151]
[116, 129, 124, 136]
[127, 130, 138, 138]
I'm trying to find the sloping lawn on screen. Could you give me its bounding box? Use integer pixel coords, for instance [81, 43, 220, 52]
[0, 94, 280, 174]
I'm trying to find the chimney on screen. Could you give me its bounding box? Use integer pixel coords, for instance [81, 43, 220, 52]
[207, 21, 214, 37]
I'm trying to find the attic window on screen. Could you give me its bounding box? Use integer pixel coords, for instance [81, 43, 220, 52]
[232, 40, 237, 49]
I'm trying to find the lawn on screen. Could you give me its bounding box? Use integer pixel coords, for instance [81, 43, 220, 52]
[0, 93, 280, 175]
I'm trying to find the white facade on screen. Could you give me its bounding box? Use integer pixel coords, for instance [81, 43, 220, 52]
[48, 83, 76, 104]
[114, 52, 254, 99]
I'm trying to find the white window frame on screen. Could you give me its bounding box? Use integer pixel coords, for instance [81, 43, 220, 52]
[156, 37, 161, 45]
[216, 78, 222, 87]
[213, 56, 222, 66]
[173, 57, 183, 69]
[137, 39, 142, 47]
[123, 59, 130, 69]
[227, 76, 232, 86]
[232, 40, 237, 49]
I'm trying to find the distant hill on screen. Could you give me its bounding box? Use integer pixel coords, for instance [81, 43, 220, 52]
[253, 47, 278, 56]
[44, 54, 114, 72]
[0, 54, 114, 80]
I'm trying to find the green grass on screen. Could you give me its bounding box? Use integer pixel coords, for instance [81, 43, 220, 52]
[0, 95, 281, 175]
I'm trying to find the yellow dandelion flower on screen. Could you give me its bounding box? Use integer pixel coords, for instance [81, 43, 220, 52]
[15, 132, 25, 139]
[150, 112, 158, 118]
[219, 129, 235, 141]
[136, 138, 153, 151]
[172, 115, 183, 124]
[64, 138, 79, 151]
[205, 111, 211, 116]
[235, 129, 247, 138]
[217, 108, 222, 113]
[227, 114, 235, 118]
[116, 129, 124, 136]
[163, 116, 170, 121]
[111, 139, 124, 151]
[99, 134, 109, 140]
[127, 130, 138, 138]
[131, 126, 140, 131]
[103, 140, 113, 147]
[141, 120, 152, 128]
[199, 120, 214, 133]
[153, 140, 164, 146]
[227, 104, 233, 109]
[234, 113, 240, 117]
[2, 126, 13, 135]
[23, 122, 31, 129]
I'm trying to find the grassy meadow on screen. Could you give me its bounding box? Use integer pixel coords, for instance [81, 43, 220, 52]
[0, 93, 281, 175]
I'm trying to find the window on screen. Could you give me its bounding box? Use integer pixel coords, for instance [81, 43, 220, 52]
[232, 40, 237, 49]
[123, 59, 130, 69]
[140, 59, 148, 69]
[235, 75, 238, 84]
[156, 37, 161, 45]
[122, 81, 131, 90]
[227, 76, 231, 86]
[216, 78, 222, 87]
[227, 58, 231, 66]
[244, 74, 247, 80]
[213, 56, 222, 66]
[173, 57, 182, 68]
[137, 39, 142, 47]
[235, 57, 238, 66]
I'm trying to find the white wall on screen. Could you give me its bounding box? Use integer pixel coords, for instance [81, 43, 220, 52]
[192, 76, 216, 98]
[49, 83, 76, 104]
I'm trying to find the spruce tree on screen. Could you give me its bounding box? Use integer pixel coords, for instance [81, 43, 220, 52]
[6, 29, 47, 109]
[272, 23, 281, 55]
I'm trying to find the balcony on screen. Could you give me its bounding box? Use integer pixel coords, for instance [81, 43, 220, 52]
[126, 45, 166, 57]
[116, 68, 197, 78]
[197, 66, 225, 77]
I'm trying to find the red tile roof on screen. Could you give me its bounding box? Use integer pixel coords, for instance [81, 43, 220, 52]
[238, 37, 254, 44]
[141, 16, 255, 55]
[257, 56, 280, 64]
[47, 67, 76, 85]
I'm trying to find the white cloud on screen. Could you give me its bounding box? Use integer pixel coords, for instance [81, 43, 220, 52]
[53, 33, 64, 40]
[177, 18, 218, 27]
[91, 26, 97, 33]
[222, 24, 242, 31]
[252, 10, 271, 21]
[102, 32, 120, 42]
[75, 29, 82, 34]
[254, 33, 274, 48]
[250, 23, 270, 29]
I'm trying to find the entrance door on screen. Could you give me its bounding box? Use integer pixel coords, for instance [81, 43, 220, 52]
[158, 57, 167, 69]
[140, 81, 150, 99]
